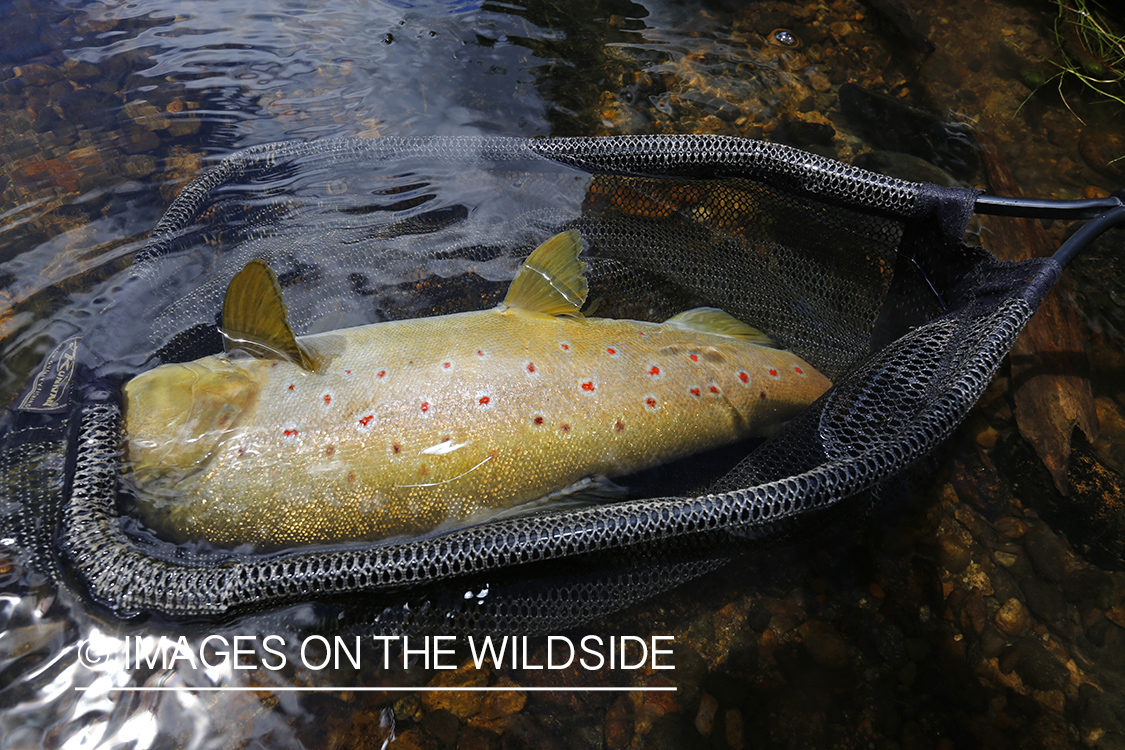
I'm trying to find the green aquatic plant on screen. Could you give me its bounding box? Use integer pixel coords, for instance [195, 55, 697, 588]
[1038, 0, 1125, 120]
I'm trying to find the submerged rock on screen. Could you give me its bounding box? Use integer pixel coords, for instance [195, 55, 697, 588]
[838, 83, 979, 180]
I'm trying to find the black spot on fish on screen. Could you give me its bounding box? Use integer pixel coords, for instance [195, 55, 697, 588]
[324, 444, 336, 458]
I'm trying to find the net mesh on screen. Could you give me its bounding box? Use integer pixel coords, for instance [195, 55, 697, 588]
[3, 135, 1060, 619]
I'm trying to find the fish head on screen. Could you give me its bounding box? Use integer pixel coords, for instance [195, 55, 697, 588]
[122, 357, 260, 484]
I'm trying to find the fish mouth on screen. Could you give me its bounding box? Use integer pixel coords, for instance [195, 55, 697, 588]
[122, 358, 259, 485]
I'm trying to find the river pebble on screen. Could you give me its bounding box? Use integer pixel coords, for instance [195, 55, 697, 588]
[995, 597, 1031, 638]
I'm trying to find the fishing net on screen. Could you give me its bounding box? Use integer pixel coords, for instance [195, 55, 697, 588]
[1, 135, 1116, 622]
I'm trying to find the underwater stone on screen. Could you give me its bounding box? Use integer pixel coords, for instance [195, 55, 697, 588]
[992, 550, 1019, 568]
[936, 533, 972, 573]
[725, 708, 743, 750]
[603, 696, 634, 749]
[119, 124, 160, 155]
[62, 59, 103, 83]
[797, 618, 850, 668]
[961, 592, 988, 636]
[391, 728, 441, 750]
[978, 626, 1007, 659]
[123, 154, 157, 179]
[457, 727, 499, 750]
[993, 517, 1027, 539]
[1079, 129, 1125, 183]
[694, 692, 719, 737]
[994, 598, 1030, 638]
[473, 678, 525, 725]
[14, 62, 62, 87]
[873, 622, 907, 666]
[1014, 637, 1070, 692]
[1019, 576, 1068, 624]
[420, 708, 459, 746]
[1023, 525, 1069, 583]
[123, 99, 170, 131]
[57, 87, 118, 125]
[646, 713, 695, 750]
[862, 0, 934, 52]
[1064, 567, 1113, 608]
[420, 663, 487, 718]
[838, 83, 979, 180]
[780, 113, 836, 149]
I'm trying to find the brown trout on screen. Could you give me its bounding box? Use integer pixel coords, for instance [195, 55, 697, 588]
[123, 231, 831, 549]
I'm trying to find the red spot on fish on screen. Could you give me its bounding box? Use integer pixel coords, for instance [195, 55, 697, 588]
[606, 347, 616, 355]
[533, 415, 544, 426]
[709, 385, 720, 394]
[644, 396, 658, 410]
[794, 366, 805, 375]
[739, 371, 750, 384]
[345, 370, 352, 375]
[376, 369, 386, 378]
[527, 362, 536, 374]
[477, 349, 484, 356]
[420, 401, 430, 413]
[283, 428, 299, 438]
[479, 396, 490, 405]
[323, 394, 332, 405]
[768, 368, 778, 378]
[690, 354, 700, 362]
[581, 381, 595, 391]
[560, 423, 571, 433]
[359, 415, 374, 427]
[442, 361, 451, 369]
[287, 384, 295, 391]
[648, 365, 661, 377]
[690, 387, 701, 398]
[560, 342, 570, 351]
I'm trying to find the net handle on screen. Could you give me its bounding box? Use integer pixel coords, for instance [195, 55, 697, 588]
[973, 190, 1125, 268]
[973, 190, 1123, 219]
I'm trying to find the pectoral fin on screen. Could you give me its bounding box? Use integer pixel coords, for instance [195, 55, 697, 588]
[503, 230, 588, 316]
[222, 259, 314, 370]
[664, 307, 777, 347]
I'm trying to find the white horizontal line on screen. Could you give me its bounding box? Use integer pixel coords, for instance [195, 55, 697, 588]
[75, 686, 676, 693]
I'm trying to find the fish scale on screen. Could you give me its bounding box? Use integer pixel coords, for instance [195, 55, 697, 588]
[123, 232, 831, 549]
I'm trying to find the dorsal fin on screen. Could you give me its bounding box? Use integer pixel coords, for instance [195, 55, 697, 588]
[664, 307, 778, 347]
[503, 230, 588, 316]
[221, 259, 314, 370]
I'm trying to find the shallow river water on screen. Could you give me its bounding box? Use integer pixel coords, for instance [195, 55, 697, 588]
[2, 0, 1125, 748]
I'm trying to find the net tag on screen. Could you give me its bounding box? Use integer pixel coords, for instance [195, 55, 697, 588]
[16, 336, 80, 413]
